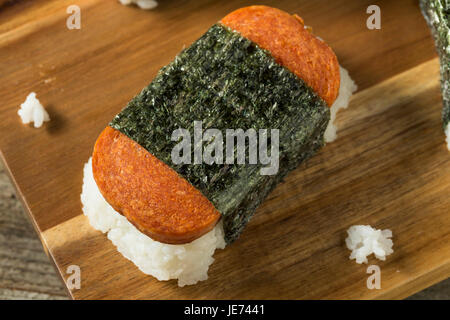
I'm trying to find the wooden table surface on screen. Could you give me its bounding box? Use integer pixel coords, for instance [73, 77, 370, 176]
[0, 0, 449, 299]
[0, 160, 67, 299]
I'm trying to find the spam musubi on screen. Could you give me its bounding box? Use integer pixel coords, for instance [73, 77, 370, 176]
[81, 5, 357, 286]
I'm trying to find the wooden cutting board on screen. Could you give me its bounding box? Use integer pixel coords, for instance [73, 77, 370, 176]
[1, 0, 449, 300]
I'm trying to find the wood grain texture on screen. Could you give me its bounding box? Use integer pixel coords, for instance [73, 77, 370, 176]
[0, 162, 67, 299]
[0, 0, 448, 299]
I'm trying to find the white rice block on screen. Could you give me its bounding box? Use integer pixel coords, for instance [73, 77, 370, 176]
[81, 158, 226, 287]
[345, 225, 394, 264]
[17, 92, 50, 128]
[324, 66, 358, 143]
[118, 0, 158, 10]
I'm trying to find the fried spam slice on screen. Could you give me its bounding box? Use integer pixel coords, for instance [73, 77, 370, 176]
[222, 5, 340, 106]
[93, 126, 221, 244]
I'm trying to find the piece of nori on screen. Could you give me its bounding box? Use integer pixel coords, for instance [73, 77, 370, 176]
[110, 24, 330, 244]
[420, 0, 450, 129]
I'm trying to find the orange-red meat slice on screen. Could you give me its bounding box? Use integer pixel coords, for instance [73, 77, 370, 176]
[92, 127, 221, 244]
[221, 5, 340, 106]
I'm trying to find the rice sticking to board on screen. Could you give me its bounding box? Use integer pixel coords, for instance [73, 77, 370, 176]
[17, 92, 50, 128]
[82, 6, 358, 286]
[345, 225, 394, 264]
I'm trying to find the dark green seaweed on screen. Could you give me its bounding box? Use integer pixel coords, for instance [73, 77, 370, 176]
[110, 24, 330, 244]
[420, 0, 450, 128]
